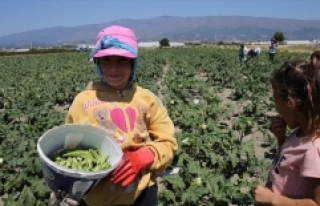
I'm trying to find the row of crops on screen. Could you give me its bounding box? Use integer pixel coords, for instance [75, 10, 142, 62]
[0, 48, 311, 205]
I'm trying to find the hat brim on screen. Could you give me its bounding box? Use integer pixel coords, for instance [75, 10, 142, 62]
[93, 48, 136, 59]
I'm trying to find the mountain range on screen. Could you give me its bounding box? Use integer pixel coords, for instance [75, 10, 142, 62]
[1, 15, 320, 47]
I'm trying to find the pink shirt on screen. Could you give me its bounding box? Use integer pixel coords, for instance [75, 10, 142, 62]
[266, 130, 320, 198]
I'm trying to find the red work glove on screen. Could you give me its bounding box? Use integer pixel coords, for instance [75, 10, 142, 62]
[111, 147, 154, 187]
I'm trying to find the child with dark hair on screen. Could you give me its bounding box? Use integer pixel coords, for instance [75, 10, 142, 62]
[253, 54, 320, 205]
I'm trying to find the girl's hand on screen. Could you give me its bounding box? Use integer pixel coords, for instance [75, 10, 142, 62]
[111, 147, 154, 187]
[270, 115, 286, 142]
[253, 185, 274, 205]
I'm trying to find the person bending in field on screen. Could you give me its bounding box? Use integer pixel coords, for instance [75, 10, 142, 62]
[253, 53, 320, 205]
[50, 25, 178, 206]
[247, 47, 261, 58]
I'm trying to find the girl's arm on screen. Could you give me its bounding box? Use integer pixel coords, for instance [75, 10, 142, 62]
[254, 179, 320, 206]
[144, 94, 178, 174]
[65, 94, 85, 124]
[269, 116, 287, 148]
[271, 182, 320, 206]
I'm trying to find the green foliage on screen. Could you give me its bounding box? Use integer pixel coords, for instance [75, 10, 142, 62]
[0, 48, 310, 205]
[159, 38, 170, 48]
[273, 31, 285, 42]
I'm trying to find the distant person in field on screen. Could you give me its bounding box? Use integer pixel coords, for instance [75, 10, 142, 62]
[248, 47, 261, 58]
[254, 47, 261, 55]
[269, 37, 277, 61]
[49, 25, 178, 206]
[253, 52, 320, 205]
[239, 43, 249, 62]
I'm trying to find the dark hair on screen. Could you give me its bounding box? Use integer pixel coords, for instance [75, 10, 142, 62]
[270, 59, 320, 135]
[311, 50, 320, 69]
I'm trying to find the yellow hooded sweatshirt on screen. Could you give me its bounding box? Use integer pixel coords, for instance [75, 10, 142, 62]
[65, 81, 178, 206]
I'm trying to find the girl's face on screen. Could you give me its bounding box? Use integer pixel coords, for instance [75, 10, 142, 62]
[100, 56, 132, 89]
[272, 85, 300, 129]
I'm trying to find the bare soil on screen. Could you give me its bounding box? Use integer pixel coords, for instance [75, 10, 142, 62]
[155, 66, 273, 196]
[215, 88, 270, 159]
[0, 194, 7, 206]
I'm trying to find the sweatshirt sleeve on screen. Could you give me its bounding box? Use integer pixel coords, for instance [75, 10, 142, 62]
[65, 94, 87, 124]
[145, 93, 178, 174]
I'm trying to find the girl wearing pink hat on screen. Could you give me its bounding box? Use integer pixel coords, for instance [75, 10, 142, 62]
[50, 25, 178, 206]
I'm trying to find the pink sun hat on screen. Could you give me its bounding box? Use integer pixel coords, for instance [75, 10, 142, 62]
[91, 25, 138, 60]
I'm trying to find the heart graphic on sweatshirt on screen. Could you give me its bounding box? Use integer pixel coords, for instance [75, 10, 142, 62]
[109, 107, 136, 133]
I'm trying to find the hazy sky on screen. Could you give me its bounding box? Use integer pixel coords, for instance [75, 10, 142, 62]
[1, 0, 319, 37]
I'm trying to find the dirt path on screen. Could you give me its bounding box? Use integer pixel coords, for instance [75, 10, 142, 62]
[156, 64, 171, 193]
[156, 68, 271, 168]
[213, 81, 271, 206]
[200, 73, 272, 160]
[0, 194, 7, 206]
[155, 70, 271, 205]
[156, 64, 169, 100]
[215, 89, 269, 159]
